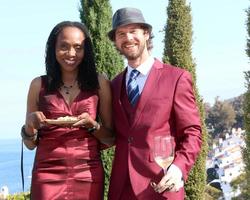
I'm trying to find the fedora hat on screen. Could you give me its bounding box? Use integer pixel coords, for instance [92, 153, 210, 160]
[108, 7, 152, 41]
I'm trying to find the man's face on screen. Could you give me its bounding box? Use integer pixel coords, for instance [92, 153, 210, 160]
[114, 24, 149, 61]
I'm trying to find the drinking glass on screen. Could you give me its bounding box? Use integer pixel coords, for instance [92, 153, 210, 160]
[153, 135, 174, 169]
[151, 135, 174, 187]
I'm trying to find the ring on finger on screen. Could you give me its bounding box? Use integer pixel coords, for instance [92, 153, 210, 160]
[165, 183, 175, 191]
[169, 183, 175, 190]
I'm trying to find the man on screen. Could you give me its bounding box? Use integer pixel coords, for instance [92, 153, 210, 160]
[108, 7, 202, 200]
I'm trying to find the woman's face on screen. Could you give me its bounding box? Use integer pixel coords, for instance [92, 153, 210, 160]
[55, 26, 85, 73]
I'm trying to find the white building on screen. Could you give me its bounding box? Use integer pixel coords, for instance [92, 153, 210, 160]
[206, 128, 245, 199]
[0, 186, 9, 200]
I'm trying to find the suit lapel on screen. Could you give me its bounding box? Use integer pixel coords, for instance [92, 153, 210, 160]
[132, 59, 164, 127]
[114, 70, 131, 127]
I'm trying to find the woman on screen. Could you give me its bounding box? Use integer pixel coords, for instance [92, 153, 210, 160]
[21, 21, 114, 200]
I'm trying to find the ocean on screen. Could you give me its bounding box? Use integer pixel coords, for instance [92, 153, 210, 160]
[0, 139, 35, 194]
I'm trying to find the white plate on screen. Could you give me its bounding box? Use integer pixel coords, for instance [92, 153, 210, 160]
[45, 118, 79, 125]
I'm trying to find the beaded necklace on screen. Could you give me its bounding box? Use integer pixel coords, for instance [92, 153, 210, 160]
[61, 81, 77, 95]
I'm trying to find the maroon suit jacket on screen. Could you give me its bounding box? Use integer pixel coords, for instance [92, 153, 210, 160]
[109, 59, 202, 200]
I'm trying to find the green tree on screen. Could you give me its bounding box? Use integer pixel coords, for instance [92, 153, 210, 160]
[247, 5, 250, 58]
[204, 185, 223, 200]
[79, 0, 124, 79]
[79, 1, 124, 199]
[242, 71, 250, 198]
[7, 192, 30, 200]
[163, 0, 208, 199]
[206, 97, 236, 137]
[229, 95, 244, 128]
[231, 173, 248, 200]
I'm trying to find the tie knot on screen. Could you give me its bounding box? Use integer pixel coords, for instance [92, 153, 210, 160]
[130, 69, 140, 79]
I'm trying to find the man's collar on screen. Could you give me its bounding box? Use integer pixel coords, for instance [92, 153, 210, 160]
[127, 56, 154, 76]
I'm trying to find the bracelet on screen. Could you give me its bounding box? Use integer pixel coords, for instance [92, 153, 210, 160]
[87, 122, 100, 134]
[21, 125, 37, 141]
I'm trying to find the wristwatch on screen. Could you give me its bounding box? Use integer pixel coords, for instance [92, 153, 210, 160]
[87, 122, 100, 134]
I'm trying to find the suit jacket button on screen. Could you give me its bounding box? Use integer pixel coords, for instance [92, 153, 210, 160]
[128, 136, 133, 143]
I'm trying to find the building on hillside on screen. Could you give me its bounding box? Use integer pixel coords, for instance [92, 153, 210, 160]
[206, 128, 245, 200]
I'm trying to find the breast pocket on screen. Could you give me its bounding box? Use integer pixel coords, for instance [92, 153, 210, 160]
[140, 98, 172, 130]
[149, 97, 172, 112]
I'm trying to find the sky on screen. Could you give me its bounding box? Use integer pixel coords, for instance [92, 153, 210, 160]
[0, 0, 249, 139]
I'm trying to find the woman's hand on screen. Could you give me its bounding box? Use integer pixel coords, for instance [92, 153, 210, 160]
[73, 112, 97, 129]
[26, 111, 47, 130]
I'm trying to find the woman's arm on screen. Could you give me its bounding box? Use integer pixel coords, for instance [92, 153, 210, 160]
[22, 77, 46, 150]
[94, 73, 115, 145]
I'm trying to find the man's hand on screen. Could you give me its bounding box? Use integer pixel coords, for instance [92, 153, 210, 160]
[152, 164, 184, 193]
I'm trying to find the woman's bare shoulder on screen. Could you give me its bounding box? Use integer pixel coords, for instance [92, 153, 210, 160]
[29, 76, 42, 90]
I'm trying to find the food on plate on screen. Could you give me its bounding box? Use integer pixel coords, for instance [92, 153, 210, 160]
[45, 116, 79, 125]
[56, 116, 78, 121]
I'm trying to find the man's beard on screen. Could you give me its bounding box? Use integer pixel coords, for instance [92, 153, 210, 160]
[117, 42, 146, 60]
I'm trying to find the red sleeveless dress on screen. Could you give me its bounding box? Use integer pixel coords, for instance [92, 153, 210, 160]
[30, 77, 104, 200]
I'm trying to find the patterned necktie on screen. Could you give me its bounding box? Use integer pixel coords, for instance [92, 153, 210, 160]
[127, 69, 140, 106]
